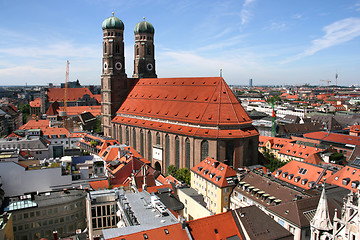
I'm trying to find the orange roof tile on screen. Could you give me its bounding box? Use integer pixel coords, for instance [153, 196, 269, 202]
[30, 98, 42, 108]
[42, 127, 69, 138]
[350, 124, 360, 133]
[304, 131, 360, 146]
[303, 153, 324, 165]
[58, 105, 101, 116]
[272, 160, 331, 190]
[259, 136, 293, 150]
[187, 211, 242, 240]
[325, 166, 360, 191]
[19, 119, 50, 130]
[191, 157, 237, 188]
[46, 102, 59, 116]
[47, 87, 97, 102]
[278, 142, 324, 159]
[89, 180, 109, 190]
[115, 77, 252, 126]
[107, 223, 189, 240]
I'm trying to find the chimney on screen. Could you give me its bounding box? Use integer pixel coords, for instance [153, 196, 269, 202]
[53, 231, 58, 240]
[142, 165, 147, 191]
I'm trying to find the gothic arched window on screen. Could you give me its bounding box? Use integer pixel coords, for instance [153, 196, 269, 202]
[133, 128, 136, 149]
[185, 138, 190, 169]
[165, 134, 170, 173]
[104, 42, 107, 53]
[201, 140, 209, 161]
[156, 133, 160, 145]
[140, 129, 144, 156]
[136, 46, 139, 55]
[175, 136, 180, 168]
[148, 131, 152, 160]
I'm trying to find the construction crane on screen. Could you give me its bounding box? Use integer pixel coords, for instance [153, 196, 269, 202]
[59, 60, 69, 129]
[320, 79, 331, 95]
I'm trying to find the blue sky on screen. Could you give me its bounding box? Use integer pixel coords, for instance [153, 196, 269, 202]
[0, 0, 359, 86]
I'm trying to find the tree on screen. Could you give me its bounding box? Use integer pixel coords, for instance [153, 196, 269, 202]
[167, 165, 177, 177]
[94, 118, 102, 133]
[19, 103, 30, 123]
[262, 148, 288, 172]
[166, 165, 191, 185]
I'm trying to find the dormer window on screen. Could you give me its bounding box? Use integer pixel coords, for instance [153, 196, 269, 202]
[198, 167, 203, 172]
[288, 174, 294, 180]
[203, 170, 209, 175]
[343, 178, 350, 186]
[301, 179, 308, 185]
[294, 176, 301, 182]
[282, 172, 288, 178]
[275, 170, 282, 177]
[215, 176, 221, 181]
[351, 180, 359, 189]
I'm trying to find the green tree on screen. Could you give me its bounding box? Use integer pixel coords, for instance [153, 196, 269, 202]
[176, 168, 191, 185]
[262, 148, 288, 172]
[19, 103, 30, 123]
[330, 152, 344, 163]
[94, 118, 102, 133]
[167, 165, 177, 177]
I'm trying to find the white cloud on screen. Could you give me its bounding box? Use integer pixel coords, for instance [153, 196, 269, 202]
[240, 0, 256, 25]
[282, 18, 360, 63]
[264, 22, 287, 31]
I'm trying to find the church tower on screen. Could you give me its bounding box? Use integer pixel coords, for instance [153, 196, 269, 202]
[101, 13, 128, 137]
[132, 18, 157, 78]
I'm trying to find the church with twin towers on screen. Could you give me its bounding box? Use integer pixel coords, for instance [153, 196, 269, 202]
[100, 13, 259, 173]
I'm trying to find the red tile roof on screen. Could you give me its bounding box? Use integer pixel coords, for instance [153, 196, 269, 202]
[187, 211, 242, 240]
[191, 157, 237, 188]
[89, 180, 109, 190]
[47, 87, 97, 102]
[325, 166, 360, 191]
[113, 115, 258, 139]
[115, 77, 252, 126]
[30, 98, 42, 108]
[272, 160, 331, 190]
[278, 143, 324, 160]
[303, 153, 324, 165]
[304, 131, 360, 146]
[107, 223, 190, 240]
[58, 105, 101, 116]
[19, 119, 50, 130]
[42, 127, 69, 138]
[46, 102, 59, 116]
[259, 136, 293, 150]
[350, 124, 360, 134]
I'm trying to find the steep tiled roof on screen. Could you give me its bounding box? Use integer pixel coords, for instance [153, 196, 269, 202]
[303, 153, 323, 165]
[113, 115, 258, 139]
[30, 98, 42, 108]
[187, 211, 242, 240]
[47, 87, 97, 102]
[107, 223, 190, 240]
[325, 166, 360, 191]
[19, 119, 50, 130]
[304, 131, 360, 146]
[115, 77, 252, 126]
[278, 143, 324, 159]
[89, 180, 109, 190]
[46, 102, 59, 116]
[237, 171, 308, 206]
[232, 206, 294, 240]
[272, 160, 332, 190]
[191, 157, 237, 188]
[42, 127, 69, 138]
[58, 106, 101, 116]
[259, 136, 293, 150]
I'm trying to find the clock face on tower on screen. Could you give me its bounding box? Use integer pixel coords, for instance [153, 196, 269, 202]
[104, 62, 108, 70]
[146, 63, 153, 71]
[115, 62, 122, 70]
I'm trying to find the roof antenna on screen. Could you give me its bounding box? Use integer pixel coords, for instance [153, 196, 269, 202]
[220, 68, 223, 78]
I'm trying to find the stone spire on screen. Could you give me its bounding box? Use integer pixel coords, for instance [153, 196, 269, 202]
[311, 187, 333, 231]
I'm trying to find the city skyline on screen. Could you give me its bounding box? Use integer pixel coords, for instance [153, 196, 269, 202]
[0, 0, 359, 86]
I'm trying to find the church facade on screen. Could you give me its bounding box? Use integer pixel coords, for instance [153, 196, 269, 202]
[100, 14, 259, 173]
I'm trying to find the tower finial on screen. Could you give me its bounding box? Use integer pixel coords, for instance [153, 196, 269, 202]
[220, 68, 223, 78]
[143, 17, 146, 21]
[112, 12, 114, 16]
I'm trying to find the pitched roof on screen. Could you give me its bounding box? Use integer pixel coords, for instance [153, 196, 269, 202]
[46, 102, 59, 116]
[187, 211, 243, 240]
[278, 143, 324, 159]
[191, 157, 237, 188]
[89, 180, 109, 190]
[303, 153, 323, 165]
[19, 119, 50, 130]
[304, 131, 360, 146]
[325, 166, 360, 191]
[58, 105, 101, 116]
[272, 160, 331, 190]
[258, 136, 293, 150]
[47, 87, 97, 102]
[30, 98, 42, 108]
[115, 77, 252, 126]
[232, 206, 293, 240]
[42, 127, 69, 138]
[107, 223, 190, 240]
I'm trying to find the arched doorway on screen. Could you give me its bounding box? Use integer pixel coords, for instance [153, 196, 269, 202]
[154, 162, 162, 172]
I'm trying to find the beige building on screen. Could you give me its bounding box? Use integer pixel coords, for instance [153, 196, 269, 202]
[100, 15, 259, 174]
[191, 157, 237, 214]
[0, 213, 14, 240]
[176, 187, 212, 221]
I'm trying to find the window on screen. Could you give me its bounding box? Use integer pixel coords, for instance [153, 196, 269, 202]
[126, 127, 129, 145]
[165, 134, 170, 173]
[148, 131, 152, 160]
[156, 133, 160, 145]
[115, 44, 120, 53]
[175, 136, 180, 168]
[201, 140, 209, 161]
[140, 129, 144, 156]
[104, 42, 107, 53]
[185, 138, 190, 169]
[289, 225, 295, 233]
[133, 128, 136, 149]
